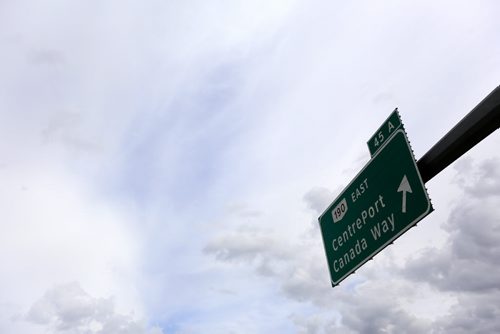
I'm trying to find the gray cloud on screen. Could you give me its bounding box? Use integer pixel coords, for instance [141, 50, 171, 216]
[225, 203, 264, 218]
[403, 159, 500, 293]
[203, 219, 335, 307]
[289, 279, 433, 334]
[434, 293, 500, 334]
[41, 111, 101, 154]
[204, 200, 434, 333]
[303, 187, 334, 215]
[398, 158, 500, 333]
[340, 294, 429, 334]
[453, 158, 500, 198]
[463, 158, 500, 198]
[25, 282, 162, 334]
[28, 49, 66, 66]
[203, 226, 291, 263]
[290, 313, 341, 334]
[403, 204, 500, 292]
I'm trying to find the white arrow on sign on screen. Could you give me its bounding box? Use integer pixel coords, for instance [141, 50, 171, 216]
[397, 175, 413, 213]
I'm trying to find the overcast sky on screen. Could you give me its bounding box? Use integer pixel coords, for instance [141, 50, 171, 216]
[1, 1, 500, 333]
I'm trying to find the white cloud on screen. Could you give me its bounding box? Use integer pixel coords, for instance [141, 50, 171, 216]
[1, 0, 500, 333]
[25, 282, 163, 334]
[0, 161, 147, 331]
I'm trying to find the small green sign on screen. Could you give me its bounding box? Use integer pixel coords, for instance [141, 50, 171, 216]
[367, 109, 403, 157]
[319, 130, 432, 286]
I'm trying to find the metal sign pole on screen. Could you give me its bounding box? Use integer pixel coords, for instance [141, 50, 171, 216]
[417, 86, 500, 183]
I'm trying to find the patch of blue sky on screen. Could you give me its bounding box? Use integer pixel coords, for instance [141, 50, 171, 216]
[159, 309, 202, 334]
[342, 274, 367, 292]
[141, 247, 299, 332]
[109, 60, 250, 214]
[154, 290, 300, 334]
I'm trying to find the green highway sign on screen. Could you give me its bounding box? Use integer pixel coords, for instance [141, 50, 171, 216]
[367, 109, 403, 157]
[319, 129, 433, 286]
